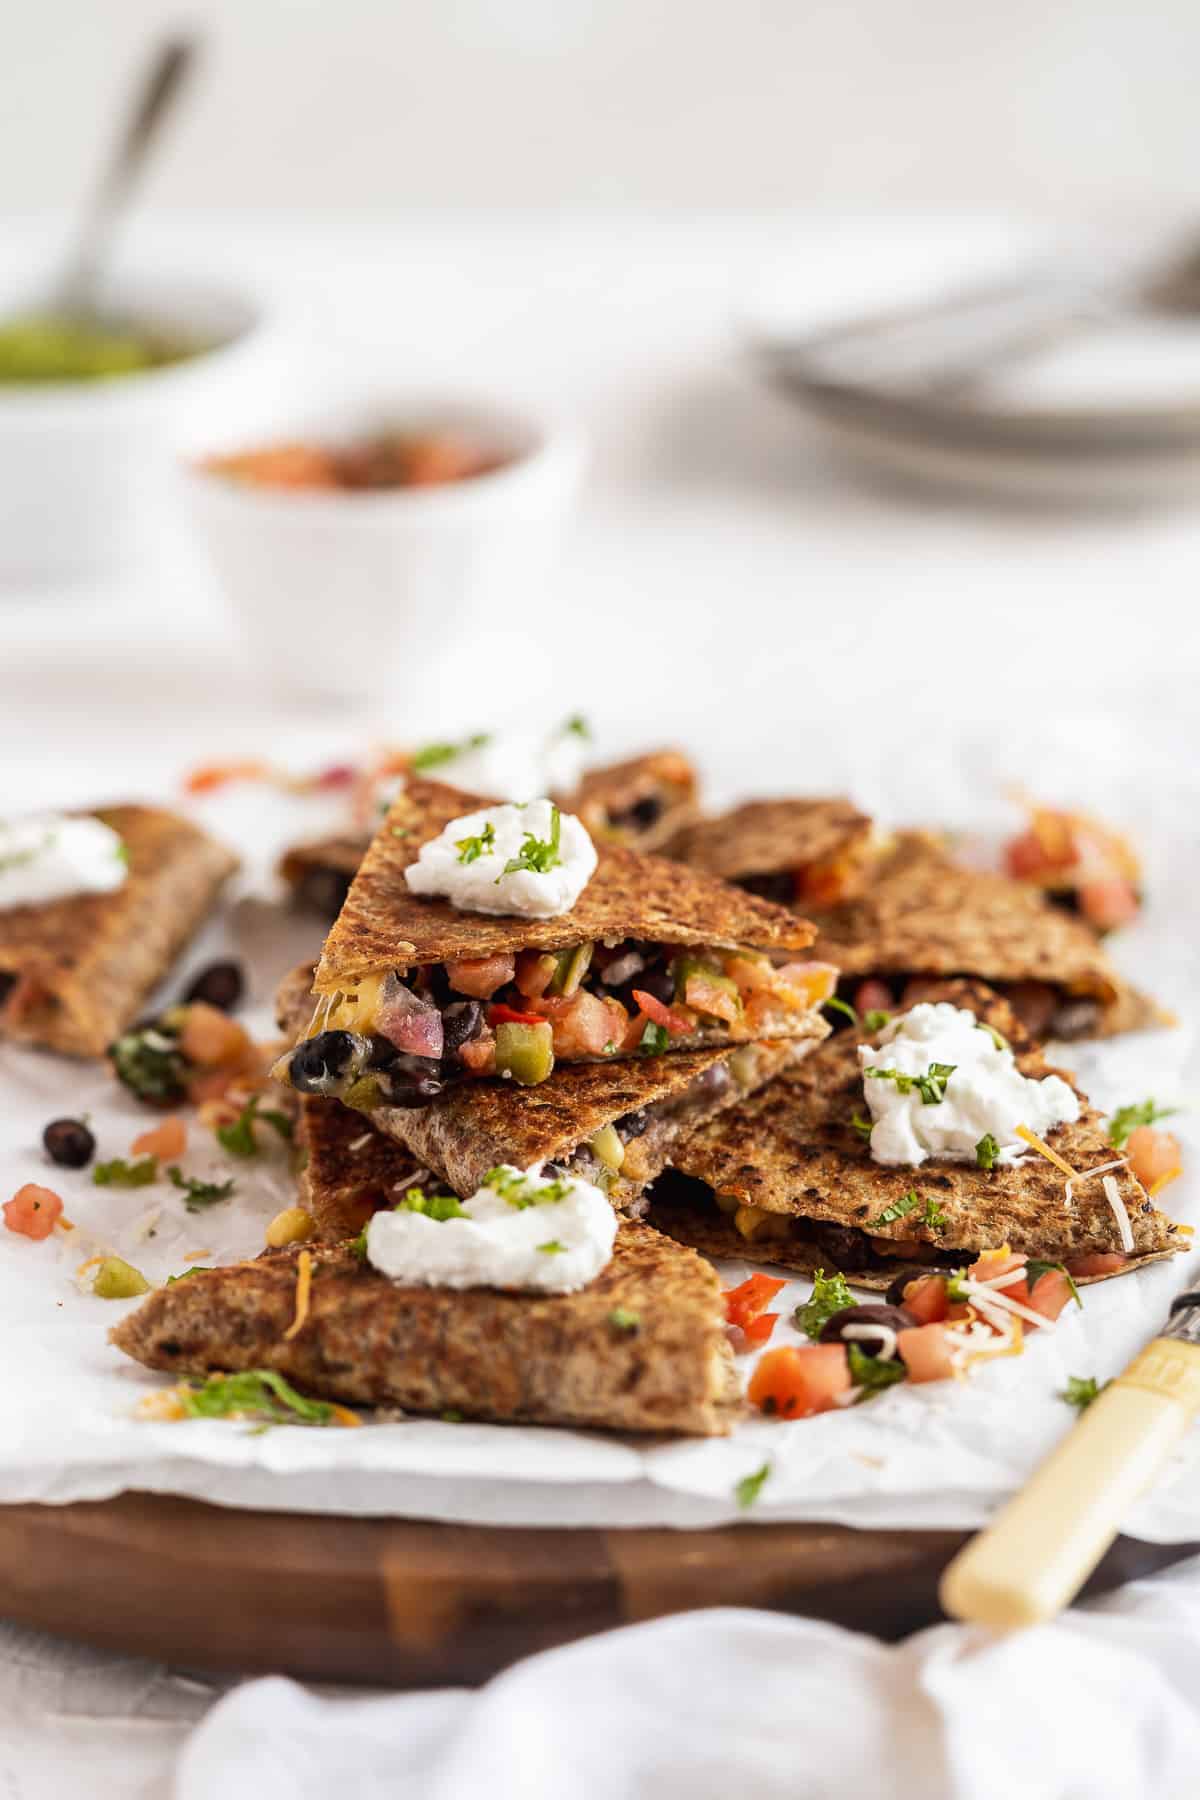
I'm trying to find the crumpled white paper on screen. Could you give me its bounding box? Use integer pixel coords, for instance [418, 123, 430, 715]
[0, 740, 1196, 1538]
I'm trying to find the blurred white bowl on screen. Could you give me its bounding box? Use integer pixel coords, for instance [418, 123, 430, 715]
[181, 397, 586, 701]
[0, 264, 290, 583]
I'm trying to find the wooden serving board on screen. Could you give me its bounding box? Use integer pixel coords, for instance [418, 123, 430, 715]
[0, 1495, 1194, 1686]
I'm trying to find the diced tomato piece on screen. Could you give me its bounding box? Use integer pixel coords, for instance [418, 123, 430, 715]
[183, 759, 270, 794]
[488, 1002, 546, 1028]
[724, 1271, 788, 1330]
[1004, 829, 1059, 881]
[180, 1003, 253, 1069]
[724, 955, 775, 995]
[1125, 1127, 1182, 1192]
[632, 990, 693, 1037]
[775, 962, 838, 1008]
[853, 979, 894, 1018]
[747, 1344, 852, 1419]
[4, 1183, 63, 1240]
[1065, 1251, 1128, 1279]
[897, 1322, 957, 1383]
[1079, 878, 1140, 933]
[458, 1034, 497, 1075]
[186, 1063, 255, 1104]
[514, 951, 559, 999]
[742, 1312, 779, 1347]
[531, 990, 628, 1058]
[313, 763, 357, 789]
[445, 955, 516, 999]
[968, 1247, 1026, 1284]
[681, 970, 741, 1024]
[1025, 1267, 1076, 1323]
[131, 1117, 187, 1160]
[794, 856, 857, 908]
[900, 1273, 949, 1324]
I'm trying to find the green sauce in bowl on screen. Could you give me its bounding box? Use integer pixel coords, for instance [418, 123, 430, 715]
[0, 313, 197, 383]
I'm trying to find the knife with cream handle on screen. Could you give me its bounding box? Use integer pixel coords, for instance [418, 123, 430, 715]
[940, 1283, 1200, 1629]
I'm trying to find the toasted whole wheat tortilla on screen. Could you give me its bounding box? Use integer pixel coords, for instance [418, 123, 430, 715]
[278, 834, 365, 921]
[313, 778, 814, 992]
[571, 749, 699, 853]
[109, 1226, 742, 1436]
[648, 980, 1185, 1280]
[0, 806, 238, 1058]
[279, 958, 822, 1210]
[298, 1096, 434, 1238]
[667, 797, 873, 886]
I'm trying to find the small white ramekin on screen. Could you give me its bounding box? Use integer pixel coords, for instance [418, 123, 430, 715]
[180, 396, 586, 702]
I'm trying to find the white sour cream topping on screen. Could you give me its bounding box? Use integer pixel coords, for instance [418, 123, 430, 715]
[859, 1002, 1079, 1168]
[0, 813, 128, 912]
[365, 1164, 617, 1293]
[405, 798, 597, 918]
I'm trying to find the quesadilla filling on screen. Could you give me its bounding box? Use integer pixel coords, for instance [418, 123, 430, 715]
[836, 974, 1111, 1042]
[278, 949, 833, 1102]
[736, 839, 878, 910]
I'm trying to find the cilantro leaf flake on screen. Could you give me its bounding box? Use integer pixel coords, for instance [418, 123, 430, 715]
[866, 1190, 920, 1232]
[499, 803, 563, 879]
[1107, 1098, 1179, 1150]
[216, 1095, 293, 1158]
[847, 1344, 908, 1395]
[167, 1166, 236, 1212]
[975, 1133, 1001, 1171]
[735, 1461, 772, 1509]
[1061, 1374, 1105, 1412]
[795, 1268, 855, 1339]
[455, 822, 496, 865]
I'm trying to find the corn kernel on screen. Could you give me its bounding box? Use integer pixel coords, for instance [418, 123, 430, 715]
[266, 1206, 314, 1248]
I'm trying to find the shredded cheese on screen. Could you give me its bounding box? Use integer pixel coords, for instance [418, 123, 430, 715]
[1063, 1157, 1127, 1208]
[1148, 1168, 1183, 1198]
[842, 1322, 899, 1361]
[75, 1254, 105, 1279]
[135, 1388, 187, 1422]
[1014, 1124, 1078, 1180]
[958, 1278, 1052, 1333]
[283, 1249, 313, 1341]
[1102, 1175, 1136, 1254]
[330, 1404, 363, 1428]
[348, 1132, 374, 1154]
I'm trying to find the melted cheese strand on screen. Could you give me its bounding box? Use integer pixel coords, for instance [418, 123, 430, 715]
[1102, 1175, 1136, 1254]
[958, 1278, 1053, 1332]
[283, 1248, 313, 1341]
[1063, 1157, 1127, 1208]
[843, 1322, 899, 1361]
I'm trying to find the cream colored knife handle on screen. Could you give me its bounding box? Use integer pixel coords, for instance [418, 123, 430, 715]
[940, 1337, 1200, 1630]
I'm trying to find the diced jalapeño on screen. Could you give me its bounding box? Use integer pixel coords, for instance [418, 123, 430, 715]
[548, 941, 594, 997]
[494, 1020, 555, 1085]
[93, 1257, 151, 1299]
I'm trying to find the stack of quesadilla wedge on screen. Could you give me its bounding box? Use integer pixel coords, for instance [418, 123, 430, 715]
[111, 1097, 741, 1435]
[281, 750, 700, 918]
[649, 980, 1185, 1288]
[0, 806, 237, 1058]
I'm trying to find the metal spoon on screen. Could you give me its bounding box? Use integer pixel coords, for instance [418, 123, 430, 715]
[46, 36, 199, 323]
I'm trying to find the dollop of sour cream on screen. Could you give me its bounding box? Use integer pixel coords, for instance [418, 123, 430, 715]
[0, 813, 128, 912]
[859, 1002, 1080, 1168]
[365, 1164, 617, 1293]
[405, 798, 597, 919]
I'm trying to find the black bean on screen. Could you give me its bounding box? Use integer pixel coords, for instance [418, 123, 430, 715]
[616, 1108, 649, 1140]
[182, 959, 245, 1012]
[611, 795, 662, 833]
[738, 872, 795, 907]
[885, 1266, 939, 1307]
[43, 1117, 96, 1169]
[819, 1303, 916, 1352]
[289, 1030, 362, 1093]
[383, 1058, 445, 1108]
[442, 1000, 484, 1055]
[812, 1221, 871, 1272]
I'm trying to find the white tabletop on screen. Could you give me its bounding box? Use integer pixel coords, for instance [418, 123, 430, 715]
[3, 208, 1199, 1794]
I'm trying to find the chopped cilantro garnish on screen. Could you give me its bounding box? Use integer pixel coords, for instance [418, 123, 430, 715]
[93, 1155, 158, 1188]
[166, 1266, 211, 1284]
[216, 1095, 293, 1158]
[863, 1009, 892, 1032]
[735, 1461, 772, 1509]
[1026, 1259, 1081, 1308]
[796, 1268, 855, 1339]
[537, 1239, 567, 1255]
[176, 1369, 336, 1427]
[863, 1063, 956, 1105]
[499, 803, 562, 879]
[978, 1022, 1009, 1052]
[441, 1409, 465, 1423]
[1107, 1098, 1179, 1150]
[823, 996, 858, 1028]
[167, 1166, 236, 1212]
[866, 1190, 920, 1231]
[108, 1023, 188, 1105]
[1061, 1374, 1105, 1412]
[411, 732, 490, 772]
[484, 1167, 570, 1208]
[114, 840, 131, 867]
[395, 1188, 466, 1221]
[348, 1228, 369, 1261]
[608, 1306, 640, 1332]
[563, 714, 591, 738]
[455, 822, 495, 865]
[975, 1133, 1001, 1171]
[389, 826, 410, 839]
[923, 1196, 947, 1231]
[638, 1021, 671, 1056]
[850, 1109, 874, 1141]
[847, 1344, 908, 1395]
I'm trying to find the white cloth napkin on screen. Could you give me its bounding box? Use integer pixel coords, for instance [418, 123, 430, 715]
[173, 1558, 1200, 1800]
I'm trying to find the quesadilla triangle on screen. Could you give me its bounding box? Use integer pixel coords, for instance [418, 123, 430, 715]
[0, 806, 237, 1059]
[298, 1095, 435, 1238]
[278, 749, 701, 919]
[648, 980, 1186, 1291]
[109, 1225, 742, 1436]
[280, 962, 822, 1215]
[667, 797, 879, 909]
[571, 749, 699, 853]
[274, 776, 831, 1104]
[804, 830, 1167, 1042]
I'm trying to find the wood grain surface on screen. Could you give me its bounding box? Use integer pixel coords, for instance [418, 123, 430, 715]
[0, 1496, 1194, 1687]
